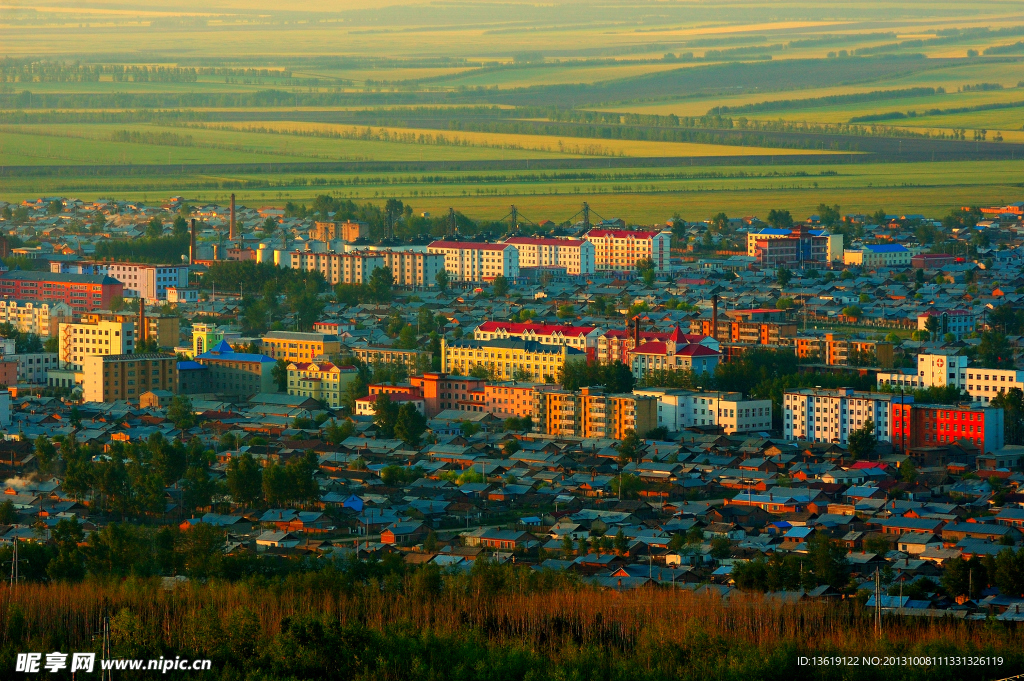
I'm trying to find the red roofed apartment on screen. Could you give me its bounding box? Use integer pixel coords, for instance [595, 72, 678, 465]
[502, 236, 596, 275]
[427, 241, 519, 282]
[475, 321, 602, 360]
[582, 228, 671, 272]
[629, 326, 721, 378]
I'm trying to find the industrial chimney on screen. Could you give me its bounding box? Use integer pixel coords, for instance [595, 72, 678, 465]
[138, 297, 147, 349]
[189, 218, 197, 265]
[711, 294, 719, 341]
[228, 193, 236, 242]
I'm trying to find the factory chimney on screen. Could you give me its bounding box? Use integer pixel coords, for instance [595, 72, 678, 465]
[229, 193, 236, 242]
[138, 297, 147, 349]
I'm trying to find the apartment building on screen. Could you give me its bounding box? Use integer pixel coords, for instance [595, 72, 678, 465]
[441, 338, 584, 383]
[311, 220, 368, 242]
[83, 353, 177, 403]
[783, 387, 905, 445]
[83, 311, 180, 349]
[597, 327, 719, 366]
[877, 352, 1019, 405]
[261, 332, 341, 363]
[290, 251, 385, 286]
[426, 241, 519, 282]
[746, 226, 842, 262]
[634, 388, 773, 434]
[287, 361, 358, 408]
[0, 271, 123, 312]
[194, 339, 276, 399]
[474, 321, 602, 359]
[10, 353, 59, 384]
[350, 346, 430, 373]
[51, 261, 189, 300]
[0, 300, 73, 338]
[534, 387, 657, 440]
[629, 326, 721, 378]
[408, 373, 487, 416]
[502, 236, 595, 275]
[916, 309, 976, 339]
[792, 333, 894, 368]
[58, 321, 135, 370]
[689, 308, 797, 345]
[377, 250, 445, 287]
[892, 402, 1003, 454]
[843, 244, 912, 268]
[583, 228, 671, 272]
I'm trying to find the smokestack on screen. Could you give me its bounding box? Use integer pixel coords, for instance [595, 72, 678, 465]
[229, 193, 236, 242]
[138, 297, 147, 348]
[712, 294, 719, 341]
[189, 218, 196, 265]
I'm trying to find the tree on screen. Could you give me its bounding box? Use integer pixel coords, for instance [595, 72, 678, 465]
[367, 266, 394, 304]
[226, 453, 263, 507]
[182, 464, 217, 513]
[604, 362, 635, 393]
[492, 275, 509, 297]
[502, 439, 521, 456]
[172, 215, 189, 237]
[167, 395, 195, 430]
[556, 304, 575, 319]
[261, 217, 278, 234]
[146, 216, 163, 238]
[0, 500, 16, 524]
[873, 208, 888, 225]
[841, 305, 862, 319]
[34, 436, 56, 475]
[372, 393, 400, 438]
[272, 359, 289, 392]
[776, 266, 792, 287]
[924, 315, 940, 340]
[561, 533, 575, 557]
[435, 268, 450, 292]
[397, 324, 419, 350]
[47, 199, 63, 215]
[326, 418, 356, 445]
[393, 403, 427, 447]
[766, 209, 794, 230]
[710, 536, 732, 559]
[616, 429, 642, 466]
[816, 203, 841, 228]
[900, 460, 918, 483]
[979, 331, 1013, 369]
[614, 528, 628, 554]
[847, 418, 877, 460]
[804, 534, 849, 589]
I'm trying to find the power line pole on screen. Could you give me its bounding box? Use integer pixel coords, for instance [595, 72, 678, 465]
[581, 202, 591, 232]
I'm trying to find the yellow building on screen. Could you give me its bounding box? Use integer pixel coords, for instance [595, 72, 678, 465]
[191, 323, 224, 356]
[83, 353, 178, 404]
[59, 321, 135, 370]
[262, 332, 341, 363]
[441, 338, 584, 382]
[534, 387, 657, 440]
[351, 346, 431, 373]
[84, 311, 180, 349]
[843, 244, 911, 268]
[287, 361, 359, 408]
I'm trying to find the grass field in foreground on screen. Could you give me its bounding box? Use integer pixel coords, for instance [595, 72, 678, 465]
[3, 159, 1021, 224]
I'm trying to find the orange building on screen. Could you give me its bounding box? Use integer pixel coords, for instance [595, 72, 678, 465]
[408, 372, 487, 417]
[792, 333, 893, 368]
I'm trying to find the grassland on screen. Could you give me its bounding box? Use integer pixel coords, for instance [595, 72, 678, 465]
[5, 0, 1024, 222]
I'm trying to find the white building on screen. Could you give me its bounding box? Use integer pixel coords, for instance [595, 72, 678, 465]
[583, 228, 672, 272]
[291, 249, 445, 287]
[916, 309, 976, 339]
[0, 300, 74, 337]
[10, 353, 59, 384]
[427, 241, 519, 282]
[635, 388, 773, 434]
[502, 237, 595, 275]
[58, 321, 135, 370]
[784, 387, 906, 445]
[166, 287, 199, 304]
[877, 353, 1019, 405]
[353, 392, 426, 417]
[51, 261, 189, 301]
[0, 390, 10, 428]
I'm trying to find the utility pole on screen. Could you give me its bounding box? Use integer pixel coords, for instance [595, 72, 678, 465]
[581, 202, 591, 232]
[509, 205, 518, 233]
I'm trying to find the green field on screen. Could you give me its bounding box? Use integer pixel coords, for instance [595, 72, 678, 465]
[4, 0, 1024, 220]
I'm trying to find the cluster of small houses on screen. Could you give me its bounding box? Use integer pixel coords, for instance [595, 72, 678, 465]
[0, 391, 1021, 619]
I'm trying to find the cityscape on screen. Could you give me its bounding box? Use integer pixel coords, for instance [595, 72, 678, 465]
[4, 0, 1024, 679]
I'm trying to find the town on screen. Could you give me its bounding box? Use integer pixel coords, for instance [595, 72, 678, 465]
[0, 192, 1021, 622]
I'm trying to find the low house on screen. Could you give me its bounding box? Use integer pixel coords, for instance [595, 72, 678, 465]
[380, 521, 428, 546]
[897, 532, 941, 555]
[478, 529, 537, 550]
[256, 531, 300, 550]
[941, 522, 1020, 544]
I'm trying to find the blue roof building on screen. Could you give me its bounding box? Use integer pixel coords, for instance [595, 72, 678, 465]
[191, 339, 277, 399]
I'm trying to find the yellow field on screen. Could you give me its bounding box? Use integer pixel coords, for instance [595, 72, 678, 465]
[197, 121, 838, 158]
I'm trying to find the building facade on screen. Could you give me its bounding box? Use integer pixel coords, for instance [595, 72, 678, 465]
[286, 361, 357, 408]
[290, 251, 385, 286]
[629, 326, 721, 378]
[408, 373, 487, 416]
[83, 353, 178, 403]
[0, 300, 73, 337]
[426, 241, 519, 282]
[843, 244, 912, 268]
[783, 387, 904, 445]
[792, 333, 894, 368]
[634, 388, 773, 434]
[583, 228, 671, 272]
[0, 271, 123, 312]
[441, 338, 583, 383]
[377, 250, 445, 288]
[58, 321, 135, 370]
[10, 352, 59, 384]
[474, 322, 601, 359]
[502, 237, 595, 275]
[262, 332, 341, 363]
[350, 346, 430, 373]
[83, 311, 180, 349]
[534, 387, 657, 439]
[891, 402, 1003, 454]
[746, 227, 842, 262]
[51, 261, 189, 300]
[195, 340, 276, 399]
[916, 309, 976, 339]
[877, 353, 1020, 405]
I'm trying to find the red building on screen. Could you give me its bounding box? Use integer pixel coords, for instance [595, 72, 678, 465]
[408, 372, 487, 417]
[0, 271, 123, 312]
[891, 402, 1004, 454]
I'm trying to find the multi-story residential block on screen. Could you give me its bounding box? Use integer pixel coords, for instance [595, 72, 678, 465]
[629, 326, 721, 378]
[598, 326, 718, 366]
[0, 300, 73, 337]
[534, 387, 657, 439]
[474, 322, 602, 359]
[51, 261, 189, 300]
[783, 387, 905, 445]
[0, 271, 123, 312]
[792, 333, 894, 368]
[312, 220, 368, 242]
[689, 308, 797, 345]
[194, 339, 276, 399]
[376, 250, 445, 288]
[286, 361, 358, 408]
[891, 402, 1003, 454]
[441, 338, 584, 383]
[10, 353, 59, 384]
[916, 309, 976, 339]
[290, 251, 385, 286]
[634, 388, 773, 434]
[58, 321, 135, 370]
[350, 346, 431, 373]
[583, 228, 671, 272]
[878, 353, 1020, 405]
[843, 244, 912, 268]
[83, 353, 178, 403]
[502, 236, 595, 275]
[83, 311, 180, 349]
[408, 373, 487, 416]
[746, 226, 842, 262]
[426, 241, 519, 282]
[262, 332, 341, 363]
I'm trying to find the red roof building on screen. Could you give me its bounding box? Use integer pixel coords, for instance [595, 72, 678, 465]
[474, 321, 602, 359]
[628, 326, 721, 378]
[503, 236, 595, 275]
[583, 228, 671, 272]
[0, 271, 123, 312]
